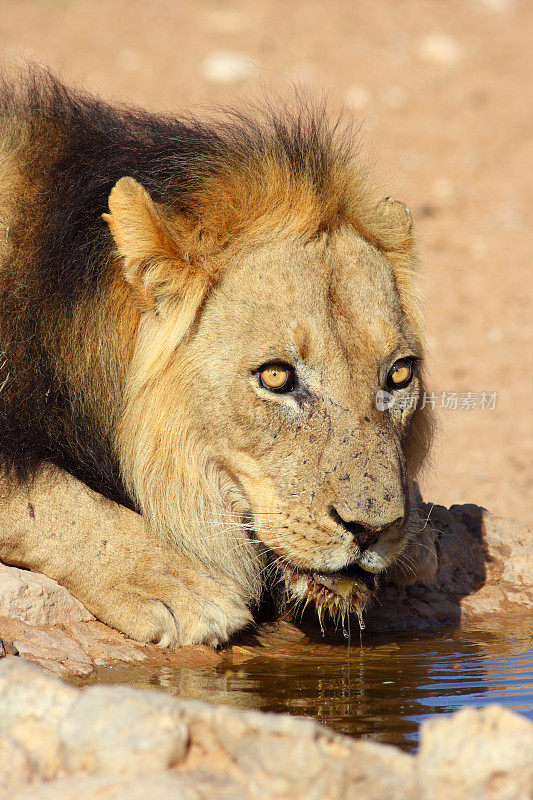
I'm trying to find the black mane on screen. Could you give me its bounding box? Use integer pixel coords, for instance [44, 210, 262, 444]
[1, 70, 345, 301]
[0, 70, 353, 501]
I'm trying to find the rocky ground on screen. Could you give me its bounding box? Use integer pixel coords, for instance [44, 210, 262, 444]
[0, 657, 531, 800]
[0, 489, 531, 798]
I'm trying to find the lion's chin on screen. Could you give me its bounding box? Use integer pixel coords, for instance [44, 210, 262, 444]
[281, 562, 378, 631]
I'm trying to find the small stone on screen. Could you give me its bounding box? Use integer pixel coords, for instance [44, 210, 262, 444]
[11, 626, 93, 675]
[418, 34, 462, 67]
[0, 638, 18, 657]
[201, 52, 256, 84]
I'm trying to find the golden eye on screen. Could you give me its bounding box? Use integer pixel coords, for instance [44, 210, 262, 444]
[387, 359, 414, 389]
[259, 365, 294, 392]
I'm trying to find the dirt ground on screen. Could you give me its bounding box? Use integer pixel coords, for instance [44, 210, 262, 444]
[1, 0, 531, 525]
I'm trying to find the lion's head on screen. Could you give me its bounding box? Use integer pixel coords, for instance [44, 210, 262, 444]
[103, 107, 435, 626]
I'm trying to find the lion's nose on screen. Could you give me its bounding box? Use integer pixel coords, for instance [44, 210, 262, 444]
[329, 507, 405, 553]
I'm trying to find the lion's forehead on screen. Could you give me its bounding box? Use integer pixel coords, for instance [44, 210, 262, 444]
[210, 230, 412, 365]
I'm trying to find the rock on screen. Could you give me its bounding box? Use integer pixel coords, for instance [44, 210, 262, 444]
[0, 658, 531, 800]
[60, 685, 189, 775]
[0, 637, 18, 656]
[0, 562, 92, 626]
[179, 702, 415, 800]
[366, 504, 533, 632]
[11, 624, 93, 676]
[0, 615, 143, 677]
[6, 774, 200, 800]
[480, 512, 533, 585]
[0, 658, 416, 799]
[64, 621, 146, 666]
[0, 658, 78, 781]
[0, 657, 77, 728]
[0, 735, 33, 789]
[417, 705, 533, 799]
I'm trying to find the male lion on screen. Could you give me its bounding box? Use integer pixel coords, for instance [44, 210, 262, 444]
[0, 72, 436, 646]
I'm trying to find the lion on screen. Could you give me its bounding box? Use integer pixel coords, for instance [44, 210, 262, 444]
[0, 71, 437, 647]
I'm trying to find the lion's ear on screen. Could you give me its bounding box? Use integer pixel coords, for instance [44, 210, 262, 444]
[103, 177, 208, 313]
[377, 196, 413, 233]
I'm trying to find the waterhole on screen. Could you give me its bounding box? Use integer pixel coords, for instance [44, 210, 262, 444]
[79, 617, 533, 753]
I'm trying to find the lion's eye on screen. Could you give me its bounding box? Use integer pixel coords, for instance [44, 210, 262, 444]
[387, 359, 414, 390]
[258, 364, 294, 393]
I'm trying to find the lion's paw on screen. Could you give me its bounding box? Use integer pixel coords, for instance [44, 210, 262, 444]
[94, 576, 252, 648]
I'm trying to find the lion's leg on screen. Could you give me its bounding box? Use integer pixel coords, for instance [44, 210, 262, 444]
[0, 466, 252, 646]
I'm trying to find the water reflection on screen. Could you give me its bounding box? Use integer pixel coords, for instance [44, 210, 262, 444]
[81, 618, 533, 752]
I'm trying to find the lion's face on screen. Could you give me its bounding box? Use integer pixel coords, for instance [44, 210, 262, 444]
[108, 175, 432, 623]
[183, 228, 423, 612]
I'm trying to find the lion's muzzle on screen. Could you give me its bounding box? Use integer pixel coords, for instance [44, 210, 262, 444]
[329, 506, 407, 558]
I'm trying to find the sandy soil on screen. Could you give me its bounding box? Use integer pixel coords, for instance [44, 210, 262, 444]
[1, 0, 531, 524]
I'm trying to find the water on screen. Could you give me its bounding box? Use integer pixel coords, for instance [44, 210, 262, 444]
[80, 617, 533, 753]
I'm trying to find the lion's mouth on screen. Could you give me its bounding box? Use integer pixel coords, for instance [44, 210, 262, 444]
[281, 561, 378, 630]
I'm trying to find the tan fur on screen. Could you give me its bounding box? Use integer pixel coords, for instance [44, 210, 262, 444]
[107, 174, 435, 618]
[0, 466, 251, 646]
[1, 96, 436, 645]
